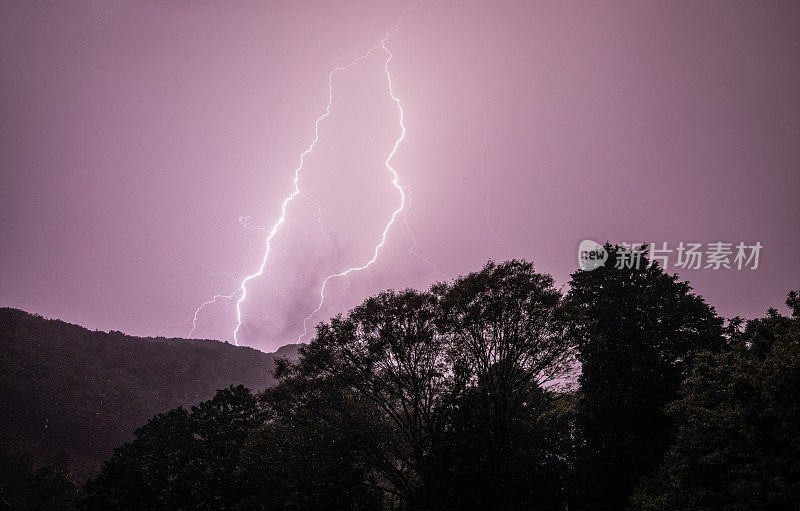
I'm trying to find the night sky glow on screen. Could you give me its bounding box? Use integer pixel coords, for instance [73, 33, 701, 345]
[2, 1, 799, 352]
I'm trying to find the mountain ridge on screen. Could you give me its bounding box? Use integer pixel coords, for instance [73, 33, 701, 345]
[0, 307, 297, 479]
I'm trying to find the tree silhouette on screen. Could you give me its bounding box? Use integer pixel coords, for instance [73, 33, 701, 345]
[238, 419, 382, 510]
[83, 385, 263, 510]
[27, 464, 79, 510]
[0, 446, 79, 511]
[267, 288, 452, 506]
[632, 291, 800, 510]
[265, 260, 575, 510]
[431, 260, 575, 509]
[567, 245, 725, 510]
[35, 258, 795, 510]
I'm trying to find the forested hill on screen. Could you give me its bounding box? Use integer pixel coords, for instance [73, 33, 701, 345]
[0, 308, 295, 479]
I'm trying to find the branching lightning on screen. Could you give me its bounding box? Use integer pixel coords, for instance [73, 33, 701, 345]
[403, 186, 448, 280]
[188, 4, 423, 345]
[201, 262, 241, 284]
[298, 33, 409, 342]
[302, 193, 338, 266]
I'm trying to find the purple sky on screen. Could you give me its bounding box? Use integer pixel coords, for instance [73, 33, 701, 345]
[2, 1, 799, 352]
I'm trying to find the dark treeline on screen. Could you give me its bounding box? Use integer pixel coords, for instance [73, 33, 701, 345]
[0, 308, 289, 482]
[4, 247, 799, 510]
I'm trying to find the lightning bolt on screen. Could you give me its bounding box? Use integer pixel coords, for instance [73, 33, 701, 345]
[298, 33, 408, 342]
[201, 262, 241, 284]
[337, 275, 351, 309]
[155, 318, 192, 337]
[301, 193, 338, 267]
[188, 291, 236, 339]
[403, 185, 448, 279]
[188, 4, 421, 345]
[183, 218, 273, 340]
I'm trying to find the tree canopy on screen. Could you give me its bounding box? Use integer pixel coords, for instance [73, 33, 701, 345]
[265, 260, 576, 510]
[632, 291, 800, 510]
[84, 385, 264, 510]
[5, 258, 798, 510]
[567, 245, 725, 510]
[0, 308, 285, 479]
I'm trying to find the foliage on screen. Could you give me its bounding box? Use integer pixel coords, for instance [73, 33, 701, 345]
[27, 464, 80, 510]
[0, 442, 79, 511]
[632, 291, 800, 510]
[567, 244, 725, 510]
[265, 260, 576, 510]
[83, 385, 264, 510]
[4, 260, 798, 510]
[0, 308, 286, 479]
[237, 420, 383, 510]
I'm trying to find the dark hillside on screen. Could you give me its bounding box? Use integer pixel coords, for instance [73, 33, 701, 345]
[0, 308, 293, 478]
